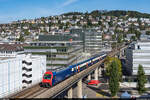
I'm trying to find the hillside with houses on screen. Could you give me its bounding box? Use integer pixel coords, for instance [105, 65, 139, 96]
[0, 10, 150, 42]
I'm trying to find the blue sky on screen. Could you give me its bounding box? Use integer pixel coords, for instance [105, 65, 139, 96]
[0, 0, 150, 23]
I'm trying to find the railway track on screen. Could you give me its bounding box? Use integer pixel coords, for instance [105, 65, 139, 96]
[27, 88, 48, 98]
[11, 84, 48, 98]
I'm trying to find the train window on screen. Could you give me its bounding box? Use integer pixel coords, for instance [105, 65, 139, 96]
[71, 68, 74, 71]
[44, 74, 51, 80]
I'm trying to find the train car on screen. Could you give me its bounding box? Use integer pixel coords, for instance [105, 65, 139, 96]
[41, 53, 107, 87]
[41, 67, 72, 87]
[69, 58, 91, 74]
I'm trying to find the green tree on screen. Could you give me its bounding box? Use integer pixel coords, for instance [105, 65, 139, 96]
[73, 15, 77, 21]
[146, 31, 150, 35]
[112, 34, 116, 40]
[58, 20, 61, 24]
[109, 61, 120, 97]
[98, 21, 102, 25]
[105, 57, 122, 81]
[17, 35, 25, 42]
[135, 30, 141, 40]
[139, 25, 145, 30]
[111, 42, 117, 49]
[90, 10, 100, 18]
[108, 21, 113, 27]
[24, 30, 30, 36]
[130, 36, 136, 41]
[66, 22, 70, 27]
[117, 34, 123, 43]
[87, 19, 92, 27]
[77, 21, 81, 26]
[137, 64, 147, 94]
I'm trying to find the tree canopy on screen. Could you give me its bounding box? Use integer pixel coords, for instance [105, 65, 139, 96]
[146, 31, 150, 35]
[109, 61, 120, 97]
[104, 56, 122, 81]
[16, 35, 25, 42]
[137, 64, 147, 94]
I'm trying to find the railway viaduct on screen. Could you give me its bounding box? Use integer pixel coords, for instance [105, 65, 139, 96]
[10, 45, 128, 98]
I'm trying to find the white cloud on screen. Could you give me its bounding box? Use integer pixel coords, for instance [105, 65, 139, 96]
[62, 0, 78, 7]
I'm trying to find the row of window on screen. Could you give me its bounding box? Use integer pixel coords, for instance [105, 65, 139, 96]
[47, 55, 56, 58]
[57, 48, 67, 53]
[0, 51, 15, 53]
[30, 43, 66, 47]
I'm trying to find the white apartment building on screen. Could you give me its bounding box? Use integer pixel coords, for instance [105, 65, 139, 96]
[132, 41, 150, 75]
[0, 54, 46, 98]
[126, 41, 150, 75]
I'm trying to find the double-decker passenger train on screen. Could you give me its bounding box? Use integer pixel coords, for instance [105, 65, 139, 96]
[41, 53, 107, 87]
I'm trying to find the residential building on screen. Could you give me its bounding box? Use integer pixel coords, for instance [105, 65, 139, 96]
[125, 34, 136, 41]
[0, 43, 26, 57]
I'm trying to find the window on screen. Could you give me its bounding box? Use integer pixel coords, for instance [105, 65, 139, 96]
[137, 45, 140, 49]
[47, 54, 56, 58]
[57, 48, 67, 53]
[43, 74, 51, 80]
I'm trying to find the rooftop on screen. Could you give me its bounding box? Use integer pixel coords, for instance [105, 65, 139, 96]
[0, 57, 15, 60]
[39, 34, 82, 41]
[0, 44, 27, 52]
[26, 41, 83, 44]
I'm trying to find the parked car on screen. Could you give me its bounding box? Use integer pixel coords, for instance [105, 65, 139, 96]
[88, 80, 101, 85]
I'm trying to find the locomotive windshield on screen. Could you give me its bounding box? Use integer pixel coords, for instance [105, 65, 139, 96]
[43, 74, 51, 79]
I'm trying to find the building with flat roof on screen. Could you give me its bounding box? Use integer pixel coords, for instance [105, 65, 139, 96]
[126, 41, 150, 76]
[140, 34, 150, 41]
[132, 41, 150, 75]
[0, 54, 46, 98]
[0, 43, 26, 57]
[84, 30, 102, 56]
[70, 28, 103, 55]
[39, 34, 82, 41]
[24, 41, 83, 71]
[125, 34, 136, 41]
